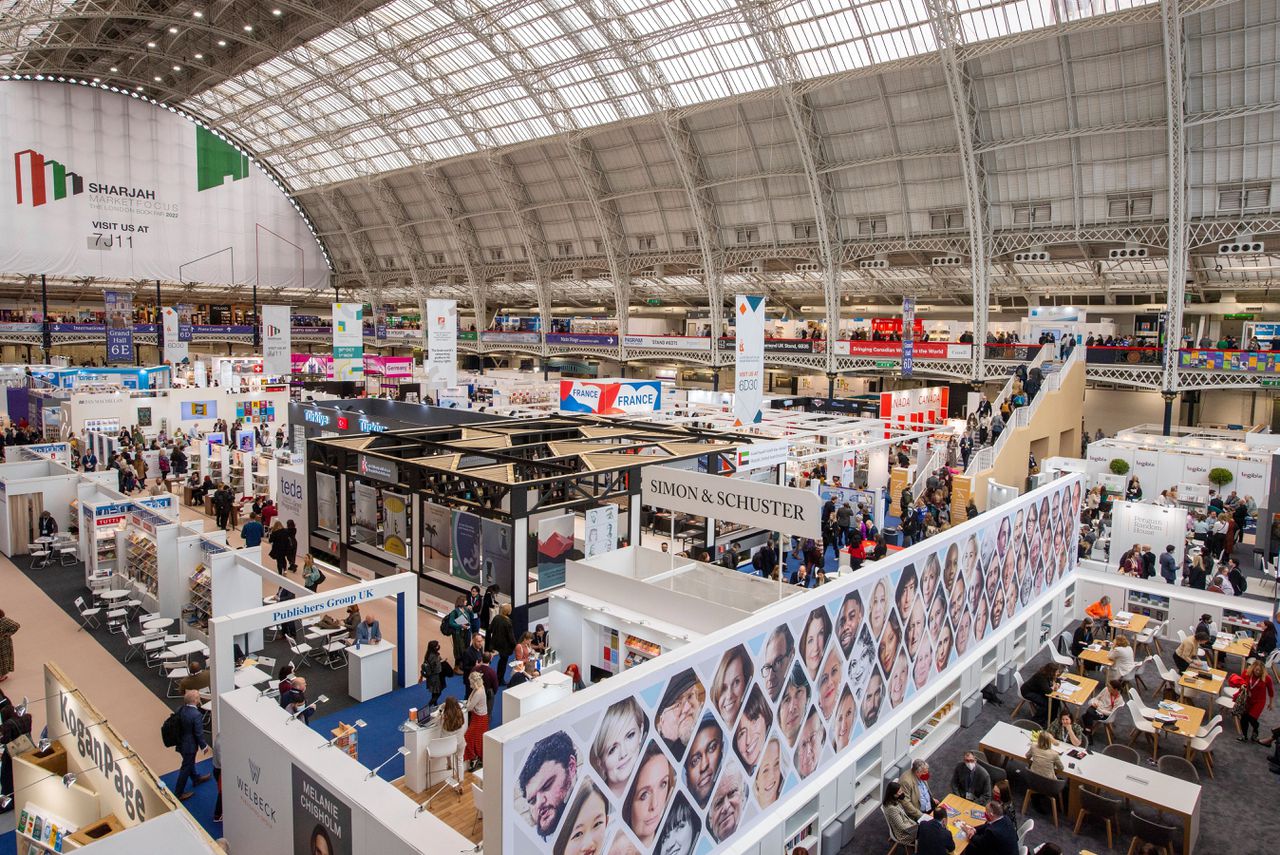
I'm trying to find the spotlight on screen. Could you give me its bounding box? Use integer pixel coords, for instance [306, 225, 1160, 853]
[193, 10, 204, 17]
[62, 773, 77, 788]
[173, 65, 182, 72]
[365, 747, 410, 780]
[217, 39, 227, 46]
[243, 24, 253, 31]
[168, 26, 178, 34]
[147, 41, 156, 48]
[154, 76, 162, 82]
[272, 8, 282, 15]
[110, 66, 118, 72]
[194, 53, 203, 60]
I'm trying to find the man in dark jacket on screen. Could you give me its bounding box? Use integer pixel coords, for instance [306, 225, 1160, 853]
[916, 805, 956, 855]
[487, 604, 517, 685]
[1140, 545, 1156, 579]
[173, 690, 210, 801]
[960, 800, 1018, 855]
[459, 633, 486, 677]
[1159, 545, 1178, 584]
[212, 484, 234, 529]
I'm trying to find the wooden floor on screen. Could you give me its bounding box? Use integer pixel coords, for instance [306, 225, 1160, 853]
[393, 774, 484, 844]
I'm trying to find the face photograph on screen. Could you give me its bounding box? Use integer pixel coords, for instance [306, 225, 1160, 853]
[518, 730, 580, 840]
[553, 782, 609, 855]
[989, 584, 1005, 630]
[846, 625, 877, 697]
[961, 534, 979, 579]
[868, 579, 889, 638]
[606, 832, 643, 855]
[778, 662, 811, 746]
[655, 670, 705, 760]
[860, 667, 885, 727]
[1012, 509, 1025, 551]
[996, 516, 1011, 563]
[877, 612, 902, 675]
[913, 636, 934, 689]
[955, 608, 973, 656]
[921, 554, 941, 607]
[684, 715, 724, 807]
[888, 649, 910, 708]
[972, 594, 989, 641]
[1038, 498, 1051, 537]
[1025, 505, 1038, 547]
[836, 591, 864, 655]
[927, 592, 947, 641]
[622, 742, 675, 849]
[982, 551, 1001, 602]
[948, 575, 966, 628]
[793, 708, 825, 779]
[935, 619, 954, 671]
[943, 543, 960, 588]
[707, 767, 747, 843]
[904, 598, 926, 659]
[799, 606, 833, 681]
[729, 685, 770, 766]
[1002, 573, 1018, 622]
[712, 645, 752, 728]
[590, 698, 649, 798]
[759, 624, 795, 701]
[816, 648, 843, 719]
[832, 688, 856, 752]
[895, 565, 919, 618]
[654, 794, 701, 855]
[1001, 542, 1018, 589]
[752, 738, 784, 809]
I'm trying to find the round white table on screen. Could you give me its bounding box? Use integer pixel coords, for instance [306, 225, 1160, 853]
[143, 617, 174, 631]
[100, 590, 131, 601]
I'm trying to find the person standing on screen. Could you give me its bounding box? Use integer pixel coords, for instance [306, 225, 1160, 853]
[487, 603, 517, 686]
[1233, 660, 1275, 742]
[1159, 545, 1177, 584]
[0, 609, 19, 683]
[302, 556, 324, 593]
[172, 690, 210, 801]
[212, 483, 233, 530]
[284, 519, 298, 572]
[445, 595, 473, 664]
[463, 671, 489, 771]
[240, 513, 264, 549]
[468, 585, 483, 638]
[267, 522, 290, 573]
[419, 640, 447, 708]
[479, 584, 499, 640]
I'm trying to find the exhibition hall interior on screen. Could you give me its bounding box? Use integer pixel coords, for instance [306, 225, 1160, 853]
[2, 1, 1280, 854]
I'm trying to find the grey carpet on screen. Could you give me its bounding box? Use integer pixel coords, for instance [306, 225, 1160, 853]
[840, 627, 1275, 855]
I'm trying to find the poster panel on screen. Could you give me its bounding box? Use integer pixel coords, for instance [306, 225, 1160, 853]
[383, 490, 409, 559]
[104, 290, 133, 363]
[536, 514, 576, 590]
[1235, 457, 1270, 503]
[315, 472, 338, 532]
[263, 304, 292, 375]
[161, 307, 187, 364]
[425, 298, 458, 388]
[332, 302, 364, 381]
[584, 504, 619, 559]
[1110, 500, 1187, 569]
[734, 295, 765, 426]
[421, 501, 453, 574]
[499, 477, 1084, 855]
[559, 379, 662, 415]
[481, 517, 515, 592]
[452, 509, 484, 584]
[352, 483, 378, 545]
[291, 765, 353, 855]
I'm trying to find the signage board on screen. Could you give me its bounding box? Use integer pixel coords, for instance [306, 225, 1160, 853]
[358, 454, 400, 484]
[425, 298, 458, 388]
[735, 439, 790, 472]
[559, 379, 662, 415]
[734, 295, 765, 425]
[262, 305, 291, 375]
[642, 465, 821, 538]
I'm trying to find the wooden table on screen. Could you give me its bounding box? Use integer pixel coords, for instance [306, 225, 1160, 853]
[1145, 701, 1206, 758]
[1110, 612, 1150, 637]
[1178, 667, 1227, 704]
[940, 794, 987, 854]
[980, 721, 1201, 855]
[1210, 634, 1253, 670]
[1048, 673, 1098, 724]
[1078, 642, 1114, 675]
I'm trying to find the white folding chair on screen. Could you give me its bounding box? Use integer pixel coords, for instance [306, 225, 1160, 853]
[287, 637, 314, 668]
[74, 596, 102, 631]
[1045, 640, 1073, 669]
[57, 544, 79, 566]
[324, 641, 348, 669]
[105, 608, 129, 635]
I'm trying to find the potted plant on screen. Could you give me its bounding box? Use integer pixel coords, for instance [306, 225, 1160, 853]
[1208, 467, 1234, 490]
[1108, 458, 1130, 476]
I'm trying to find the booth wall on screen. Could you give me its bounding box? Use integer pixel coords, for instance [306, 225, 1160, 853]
[1083, 389, 1166, 436]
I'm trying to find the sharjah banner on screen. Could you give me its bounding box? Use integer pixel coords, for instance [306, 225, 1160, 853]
[262, 304, 291, 376]
[176, 303, 194, 341]
[161, 307, 187, 364]
[425, 298, 458, 388]
[536, 514, 576, 590]
[734, 294, 765, 426]
[332, 302, 364, 381]
[103, 290, 133, 363]
[0, 81, 328, 288]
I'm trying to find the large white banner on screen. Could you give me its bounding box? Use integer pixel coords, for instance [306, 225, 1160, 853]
[734, 295, 765, 426]
[315, 472, 338, 532]
[642, 465, 821, 539]
[0, 81, 327, 288]
[262, 304, 291, 376]
[1111, 500, 1187, 570]
[332, 302, 364, 381]
[161, 307, 187, 364]
[425, 298, 458, 388]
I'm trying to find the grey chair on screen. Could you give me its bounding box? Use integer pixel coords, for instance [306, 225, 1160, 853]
[1019, 770, 1066, 828]
[1103, 743, 1141, 765]
[1156, 754, 1199, 784]
[977, 757, 1008, 785]
[1012, 719, 1041, 731]
[1128, 810, 1179, 855]
[1073, 788, 1124, 849]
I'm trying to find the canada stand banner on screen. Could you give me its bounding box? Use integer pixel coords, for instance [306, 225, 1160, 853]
[262, 305, 292, 376]
[500, 477, 1083, 855]
[0, 81, 327, 288]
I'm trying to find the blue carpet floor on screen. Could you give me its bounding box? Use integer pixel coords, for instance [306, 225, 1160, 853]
[159, 758, 221, 839]
[0, 830, 13, 855]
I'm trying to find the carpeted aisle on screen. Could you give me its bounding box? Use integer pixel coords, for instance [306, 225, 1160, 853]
[159, 758, 221, 839]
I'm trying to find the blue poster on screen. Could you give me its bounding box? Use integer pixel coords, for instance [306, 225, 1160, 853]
[451, 510, 483, 584]
[104, 290, 134, 363]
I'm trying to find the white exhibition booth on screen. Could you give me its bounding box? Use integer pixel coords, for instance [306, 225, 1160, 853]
[485, 475, 1086, 855]
[1086, 427, 1273, 504]
[59, 384, 289, 441]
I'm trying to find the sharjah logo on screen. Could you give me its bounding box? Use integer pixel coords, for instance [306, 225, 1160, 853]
[265, 323, 282, 337]
[14, 149, 84, 207]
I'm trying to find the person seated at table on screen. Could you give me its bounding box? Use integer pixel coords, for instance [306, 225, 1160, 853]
[1020, 663, 1060, 725]
[916, 804, 956, 855]
[179, 659, 211, 694]
[354, 614, 382, 645]
[898, 759, 935, 820]
[530, 624, 548, 654]
[277, 663, 295, 697]
[1081, 679, 1125, 739]
[958, 800, 1018, 855]
[1195, 613, 1218, 638]
[506, 659, 532, 689]
[343, 605, 361, 639]
[37, 511, 57, 539]
[1025, 730, 1064, 780]
[1071, 618, 1096, 660]
[1049, 711, 1085, 748]
[192, 474, 214, 504]
[1256, 622, 1277, 661]
[280, 676, 312, 722]
[1106, 635, 1136, 685]
[950, 751, 992, 804]
[879, 782, 918, 850]
[1175, 630, 1210, 673]
[1085, 596, 1113, 636]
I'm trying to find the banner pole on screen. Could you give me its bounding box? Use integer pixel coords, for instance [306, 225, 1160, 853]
[670, 514, 675, 569]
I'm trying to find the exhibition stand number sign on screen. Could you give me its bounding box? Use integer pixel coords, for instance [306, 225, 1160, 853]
[497, 476, 1083, 855]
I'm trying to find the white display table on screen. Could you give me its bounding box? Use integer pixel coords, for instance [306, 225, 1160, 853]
[347, 639, 395, 701]
[401, 711, 445, 793]
[501, 669, 573, 723]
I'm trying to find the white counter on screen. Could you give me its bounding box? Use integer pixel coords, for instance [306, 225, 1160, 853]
[347, 639, 395, 701]
[501, 670, 573, 723]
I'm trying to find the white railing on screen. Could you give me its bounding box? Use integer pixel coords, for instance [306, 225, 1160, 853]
[911, 445, 947, 499]
[965, 344, 1067, 477]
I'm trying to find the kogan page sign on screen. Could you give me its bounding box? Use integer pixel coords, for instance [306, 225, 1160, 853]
[559, 379, 662, 415]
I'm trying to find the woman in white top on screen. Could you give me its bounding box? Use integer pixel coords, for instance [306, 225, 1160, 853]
[1107, 635, 1136, 684]
[463, 671, 489, 770]
[438, 695, 468, 781]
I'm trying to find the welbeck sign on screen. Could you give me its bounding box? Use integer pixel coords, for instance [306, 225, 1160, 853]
[358, 454, 399, 483]
[641, 465, 820, 538]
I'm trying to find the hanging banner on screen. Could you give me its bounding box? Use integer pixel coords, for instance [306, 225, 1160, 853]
[558, 379, 661, 414]
[374, 304, 388, 341]
[425, 298, 458, 388]
[262, 304, 291, 376]
[161, 306, 187, 364]
[642, 465, 822, 539]
[734, 294, 765, 426]
[176, 303, 194, 341]
[584, 504, 618, 559]
[332, 302, 364, 381]
[104, 290, 133, 363]
[352, 483, 378, 545]
[902, 296, 916, 378]
[382, 490, 409, 559]
[422, 502, 453, 574]
[451, 510, 483, 584]
[315, 472, 337, 532]
[536, 514, 576, 590]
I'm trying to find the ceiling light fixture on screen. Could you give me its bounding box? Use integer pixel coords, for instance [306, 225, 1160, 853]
[135, 85, 144, 91]
[110, 66, 118, 72]
[168, 26, 178, 34]
[147, 41, 156, 48]
[272, 8, 282, 15]
[194, 53, 203, 60]
[243, 24, 253, 32]
[193, 10, 203, 17]
[217, 39, 227, 46]
[154, 76, 162, 82]
[92, 77, 101, 83]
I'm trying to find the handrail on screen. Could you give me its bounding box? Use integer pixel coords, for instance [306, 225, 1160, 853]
[910, 445, 947, 500]
[965, 344, 1059, 477]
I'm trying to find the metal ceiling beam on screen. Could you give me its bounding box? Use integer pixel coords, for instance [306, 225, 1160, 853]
[318, 189, 375, 288]
[1161, 0, 1189, 413]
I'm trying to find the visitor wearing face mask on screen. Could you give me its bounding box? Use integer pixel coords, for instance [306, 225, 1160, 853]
[950, 751, 992, 804]
[879, 782, 918, 850]
[898, 758, 934, 820]
[959, 799, 1019, 855]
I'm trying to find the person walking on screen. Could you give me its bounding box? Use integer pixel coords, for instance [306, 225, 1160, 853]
[487, 603, 517, 685]
[284, 519, 299, 572]
[301, 555, 324, 593]
[0, 609, 19, 683]
[445, 595, 473, 664]
[1233, 660, 1275, 742]
[172, 690, 210, 801]
[240, 512, 264, 549]
[267, 522, 291, 574]
[419, 640, 449, 708]
[212, 483, 233, 530]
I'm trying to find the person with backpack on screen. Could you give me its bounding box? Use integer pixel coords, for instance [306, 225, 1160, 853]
[165, 690, 210, 801]
[267, 522, 291, 574]
[301, 554, 324, 592]
[443, 595, 473, 664]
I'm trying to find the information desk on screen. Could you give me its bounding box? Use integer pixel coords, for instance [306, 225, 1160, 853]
[401, 710, 449, 793]
[347, 639, 395, 701]
[979, 721, 1201, 855]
